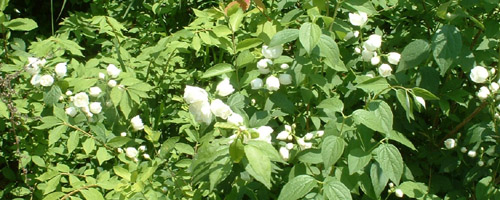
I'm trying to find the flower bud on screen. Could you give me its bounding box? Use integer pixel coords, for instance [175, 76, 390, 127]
[108, 80, 117, 87]
[73, 92, 89, 108]
[395, 189, 404, 198]
[227, 113, 244, 126]
[65, 107, 77, 117]
[371, 56, 381, 65]
[316, 130, 324, 137]
[477, 86, 490, 100]
[363, 34, 382, 51]
[361, 49, 374, 61]
[139, 145, 147, 151]
[461, 147, 467, 153]
[120, 132, 127, 137]
[210, 99, 233, 120]
[286, 143, 294, 150]
[490, 82, 499, 93]
[131, 115, 145, 131]
[251, 78, 263, 90]
[276, 131, 290, 141]
[125, 147, 138, 158]
[355, 47, 361, 54]
[89, 87, 102, 97]
[89, 102, 102, 114]
[378, 64, 392, 77]
[55, 62, 67, 78]
[279, 147, 290, 161]
[143, 153, 151, 159]
[266, 75, 280, 91]
[467, 150, 477, 158]
[66, 90, 73, 96]
[107, 64, 121, 78]
[280, 63, 290, 70]
[348, 11, 368, 27]
[387, 52, 401, 65]
[304, 133, 314, 141]
[478, 160, 484, 166]
[117, 148, 123, 153]
[444, 138, 456, 149]
[99, 72, 106, 80]
[262, 45, 283, 59]
[40, 75, 54, 87]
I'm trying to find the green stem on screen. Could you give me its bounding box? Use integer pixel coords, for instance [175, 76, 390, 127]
[328, 0, 342, 32]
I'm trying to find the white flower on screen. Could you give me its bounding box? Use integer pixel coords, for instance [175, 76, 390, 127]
[120, 132, 127, 137]
[40, 75, 54, 87]
[210, 99, 233, 120]
[227, 113, 244, 126]
[490, 82, 499, 93]
[444, 138, 456, 149]
[276, 131, 290, 141]
[189, 100, 213, 124]
[470, 66, 489, 83]
[30, 74, 41, 86]
[25, 57, 46, 75]
[81, 106, 93, 117]
[297, 137, 312, 149]
[461, 147, 467, 153]
[363, 34, 382, 51]
[143, 153, 151, 159]
[344, 31, 356, 41]
[65, 107, 77, 117]
[280, 63, 290, 69]
[183, 85, 209, 104]
[371, 56, 381, 65]
[355, 47, 361, 54]
[262, 45, 283, 59]
[387, 52, 401, 65]
[131, 115, 145, 131]
[317, 130, 324, 137]
[378, 64, 392, 77]
[251, 78, 263, 90]
[108, 80, 117, 88]
[286, 143, 294, 150]
[477, 86, 490, 100]
[285, 125, 292, 133]
[278, 74, 292, 85]
[89, 87, 102, 97]
[107, 64, 121, 78]
[257, 59, 273, 74]
[467, 150, 477, 158]
[216, 78, 235, 97]
[478, 160, 484, 167]
[395, 189, 404, 198]
[73, 92, 89, 107]
[491, 68, 496, 75]
[125, 147, 138, 159]
[279, 147, 290, 161]
[255, 126, 273, 144]
[139, 145, 147, 151]
[89, 102, 102, 114]
[66, 90, 73, 96]
[361, 49, 374, 61]
[55, 62, 67, 78]
[99, 72, 106, 80]
[415, 96, 426, 108]
[304, 133, 314, 141]
[266, 75, 280, 91]
[349, 11, 368, 26]
[117, 148, 123, 153]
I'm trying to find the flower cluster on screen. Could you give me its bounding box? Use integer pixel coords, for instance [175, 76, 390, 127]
[250, 45, 292, 92]
[275, 126, 324, 161]
[118, 145, 150, 162]
[26, 57, 67, 87]
[469, 66, 498, 101]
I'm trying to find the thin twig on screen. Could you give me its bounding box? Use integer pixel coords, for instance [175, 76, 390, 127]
[440, 101, 488, 144]
[60, 184, 99, 200]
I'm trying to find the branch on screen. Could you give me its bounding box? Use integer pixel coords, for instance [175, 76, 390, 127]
[440, 101, 489, 144]
[60, 184, 99, 200]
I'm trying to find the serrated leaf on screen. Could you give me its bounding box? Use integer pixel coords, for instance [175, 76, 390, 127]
[244, 145, 271, 188]
[321, 136, 345, 168]
[278, 175, 317, 200]
[370, 162, 389, 198]
[398, 181, 428, 198]
[432, 25, 462, 76]
[318, 34, 347, 71]
[299, 22, 321, 54]
[44, 175, 61, 195]
[82, 138, 95, 155]
[374, 143, 404, 185]
[317, 97, 344, 113]
[247, 140, 285, 163]
[43, 85, 62, 106]
[269, 29, 299, 47]
[201, 63, 234, 79]
[324, 177, 352, 200]
[353, 101, 393, 134]
[67, 131, 79, 154]
[348, 148, 372, 174]
[209, 156, 232, 191]
[49, 125, 67, 146]
[113, 166, 131, 181]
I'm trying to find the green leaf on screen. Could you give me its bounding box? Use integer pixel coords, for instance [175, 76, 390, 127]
[82, 138, 95, 155]
[175, 143, 195, 155]
[324, 177, 353, 200]
[3, 18, 38, 31]
[119, 92, 132, 118]
[43, 86, 62, 106]
[144, 125, 161, 143]
[342, 0, 377, 15]
[269, 29, 299, 47]
[49, 125, 67, 146]
[244, 145, 271, 188]
[412, 87, 439, 100]
[370, 162, 389, 198]
[10, 187, 31, 197]
[109, 88, 122, 107]
[236, 38, 262, 52]
[106, 136, 130, 148]
[247, 140, 285, 163]
[317, 97, 344, 113]
[431, 25, 462, 76]
[201, 63, 234, 79]
[209, 156, 232, 191]
[35, 116, 62, 130]
[396, 89, 414, 121]
[321, 136, 345, 168]
[96, 147, 113, 165]
[229, 8, 244, 32]
[348, 148, 372, 174]
[318, 34, 347, 71]
[53, 106, 68, 122]
[374, 143, 404, 185]
[397, 39, 431, 72]
[278, 175, 317, 200]
[353, 101, 393, 134]
[299, 22, 321, 54]
[80, 188, 105, 200]
[398, 181, 428, 198]
[0, 101, 9, 118]
[44, 175, 61, 195]
[386, 131, 416, 151]
[32, 156, 46, 167]
[113, 166, 131, 181]
[67, 131, 79, 154]
[356, 77, 390, 94]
